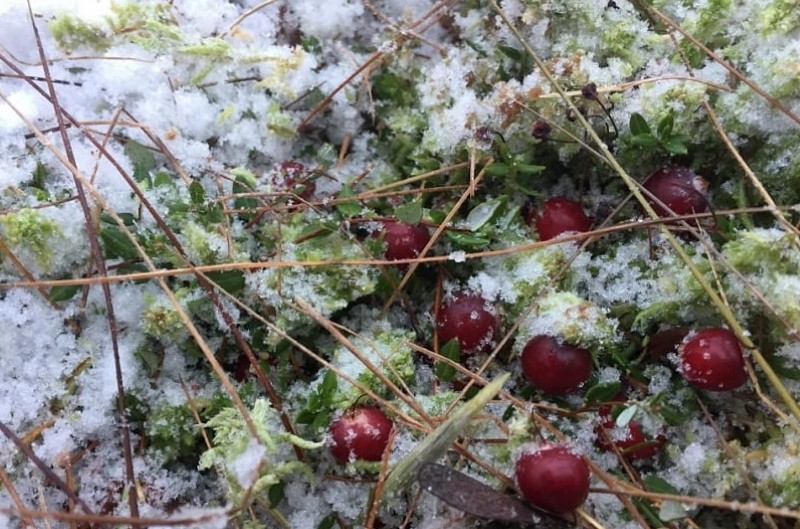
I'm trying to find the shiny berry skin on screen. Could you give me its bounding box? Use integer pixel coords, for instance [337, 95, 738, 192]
[595, 406, 665, 460]
[643, 165, 708, 217]
[529, 197, 591, 241]
[329, 407, 393, 463]
[436, 293, 499, 356]
[515, 443, 590, 514]
[520, 335, 592, 395]
[678, 327, 747, 391]
[279, 161, 315, 200]
[382, 221, 431, 261]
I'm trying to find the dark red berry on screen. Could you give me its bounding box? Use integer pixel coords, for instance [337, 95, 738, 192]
[436, 292, 500, 356]
[642, 165, 708, 217]
[329, 406, 393, 463]
[515, 443, 590, 514]
[520, 335, 592, 395]
[279, 161, 315, 200]
[678, 327, 747, 391]
[382, 221, 431, 261]
[595, 405, 665, 460]
[528, 197, 591, 241]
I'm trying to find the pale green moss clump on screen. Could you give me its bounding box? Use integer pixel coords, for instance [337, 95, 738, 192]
[721, 228, 800, 342]
[49, 2, 180, 54]
[325, 324, 417, 409]
[199, 399, 322, 506]
[516, 290, 622, 356]
[0, 208, 61, 273]
[246, 218, 379, 337]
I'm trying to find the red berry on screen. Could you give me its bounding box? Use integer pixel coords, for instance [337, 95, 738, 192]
[329, 406, 393, 463]
[643, 165, 708, 217]
[436, 292, 500, 356]
[528, 197, 591, 241]
[515, 443, 590, 514]
[594, 406, 665, 460]
[678, 327, 747, 391]
[520, 335, 592, 395]
[382, 221, 431, 261]
[279, 161, 315, 200]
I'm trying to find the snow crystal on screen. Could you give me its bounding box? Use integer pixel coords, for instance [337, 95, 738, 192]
[230, 437, 266, 489]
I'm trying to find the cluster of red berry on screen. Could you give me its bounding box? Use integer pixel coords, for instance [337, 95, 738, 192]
[325, 164, 746, 515]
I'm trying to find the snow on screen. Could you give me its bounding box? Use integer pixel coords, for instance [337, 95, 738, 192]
[0, 0, 798, 527]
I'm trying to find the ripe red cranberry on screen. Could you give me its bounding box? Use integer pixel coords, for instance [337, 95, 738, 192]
[527, 197, 591, 241]
[515, 443, 590, 514]
[642, 165, 708, 217]
[678, 327, 747, 391]
[279, 161, 315, 200]
[382, 221, 431, 261]
[594, 405, 665, 460]
[520, 335, 592, 395]
[329, 406, 393, 463]
[436, 292, 500, 356]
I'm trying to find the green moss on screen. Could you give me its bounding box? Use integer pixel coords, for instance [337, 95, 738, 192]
[0, 209, 61, 271]
[49, 14, 110, 53]
[759, 0, 800, 35]
[147, 404, 199, 462]
[49, 2, 181, 54]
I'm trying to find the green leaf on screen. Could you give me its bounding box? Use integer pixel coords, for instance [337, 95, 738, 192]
[644, 475, 680, 495]
[629, 112, 651, 136]
[335, 185, 362, 217]
[446, 231, 490, 249]
[100, 212, 137, 226]
[153, 171, 173, 188]
[232, 170, 258, 215]
[615, 405, 640, 427]
[662, 138, 688, 155]
[189, 180, 205, 205]
[317, 514, 336, 529]
[656, 113, 674, 139]
[465, 197, 504, 232]
[436, 339, 461, 382]
[585, 381, 622, 405]
[50, 285, 80, 302]
[124, 139, 156, 185]
[498, 45, 522, 61]
[516, 163, 545, 175]
[206, 270, 245, 295]
[631, 134, 660, 149]
[100, 227, 139, 260]
[484, 162, 510, 177]
[395, 200, 423, 224]
[296, 370, 338, 434]
[267, 482, 285, 507]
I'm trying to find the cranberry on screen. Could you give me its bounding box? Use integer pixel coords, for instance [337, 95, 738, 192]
[436, 292, 500, 356]
[515, 443, 590, 514]
[520, 335, 592, 395]
[329, 406, 394, 463]
[678, 327, 747, 391]
[382, 221, 431, 261]
[527, 197, 591, 241]
[595, 405, 665, 459]
[279, 161, 315, 200]
[642, 165, 708, 217]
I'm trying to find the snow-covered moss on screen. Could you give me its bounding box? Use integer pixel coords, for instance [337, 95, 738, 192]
[0, 208, 61, 273]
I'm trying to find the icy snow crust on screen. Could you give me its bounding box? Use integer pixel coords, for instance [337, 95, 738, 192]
[1, 0, 800, 527]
